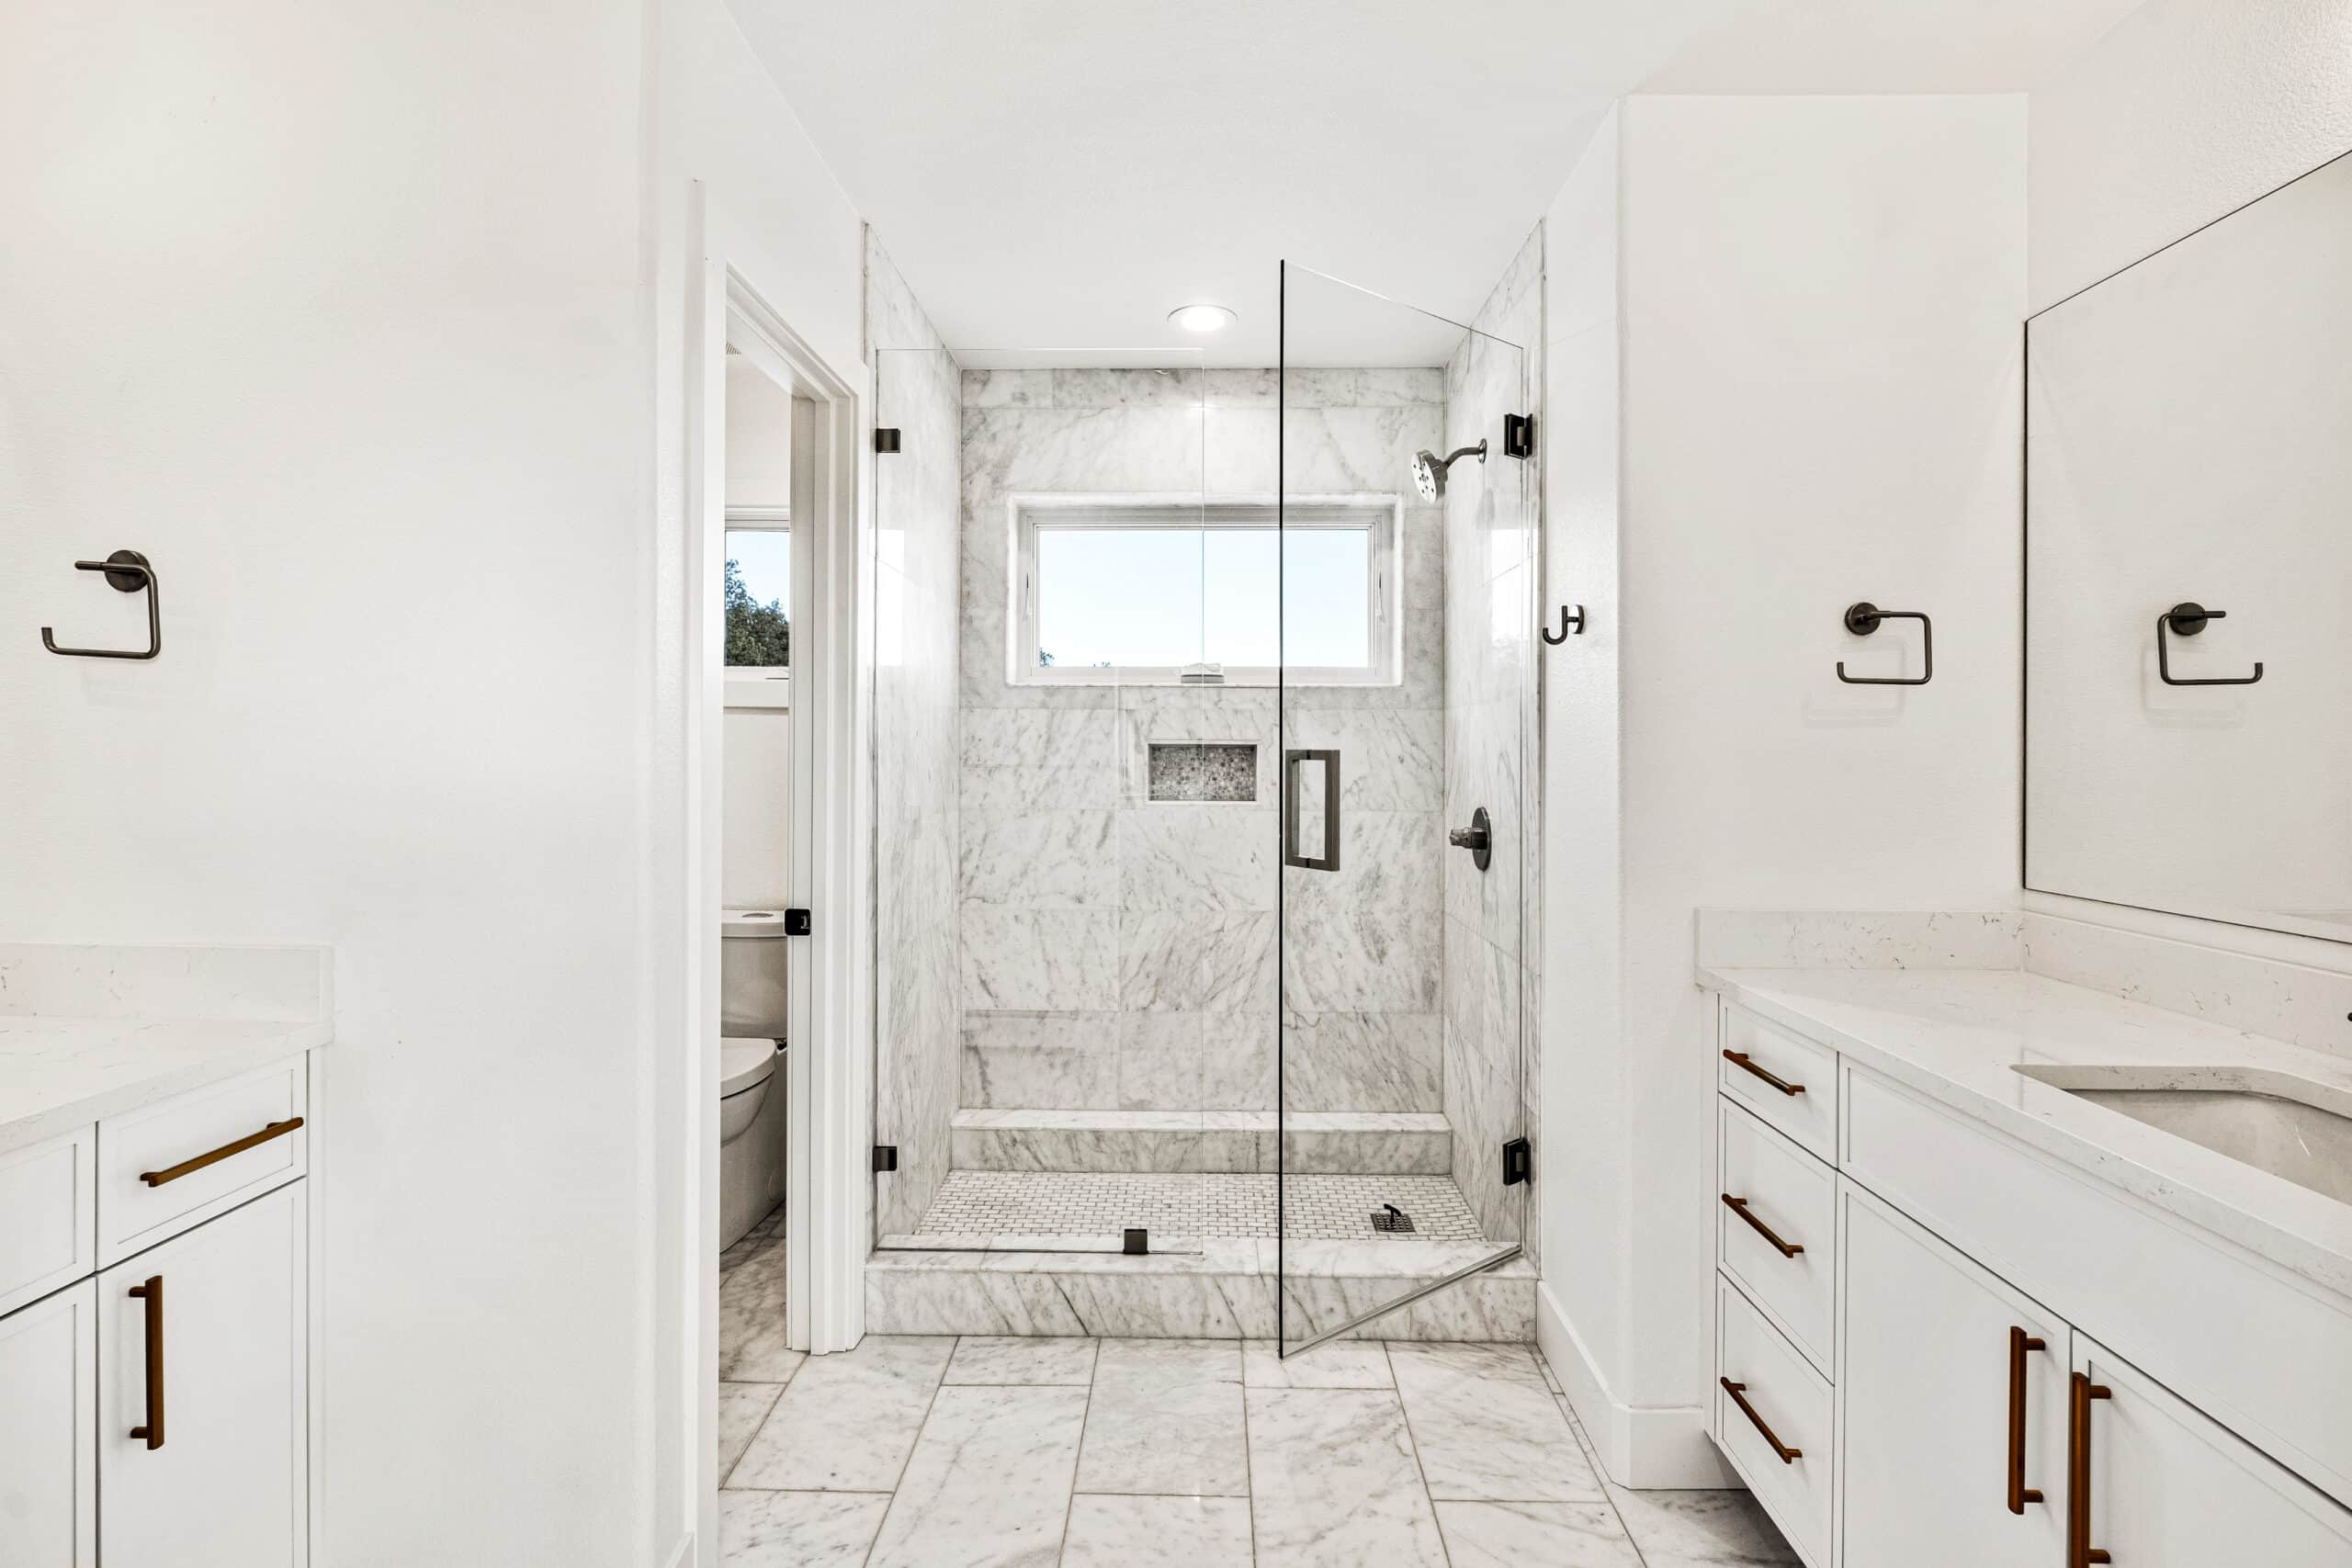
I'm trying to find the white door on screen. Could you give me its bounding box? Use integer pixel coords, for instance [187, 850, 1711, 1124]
[0, 1280, 97, 1566]
[1838, 1182, 2069, 1567]
[99, 1183, 306, 1568]
[2072, 1337, 2352, 1565]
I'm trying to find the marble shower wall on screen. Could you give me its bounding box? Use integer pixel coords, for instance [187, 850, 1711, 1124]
[956, 367, 1449, 1115]
[1442, 226, 1544, 1256]
[869, 234, 964, 1237]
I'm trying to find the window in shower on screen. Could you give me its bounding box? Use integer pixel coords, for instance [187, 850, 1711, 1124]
[1011, 498, 1399, 684]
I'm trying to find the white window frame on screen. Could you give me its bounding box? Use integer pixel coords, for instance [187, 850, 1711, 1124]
[723, 505, 793, 708]
[1007, 492, 1403, 687]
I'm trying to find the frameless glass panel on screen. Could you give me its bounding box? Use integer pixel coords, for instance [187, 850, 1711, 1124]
[1277, 261, 1535, 1353]
[872, 347, 1216, 1262]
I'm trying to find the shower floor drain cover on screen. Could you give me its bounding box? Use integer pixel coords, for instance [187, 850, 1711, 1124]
[1370, 1204, 1415, 1234]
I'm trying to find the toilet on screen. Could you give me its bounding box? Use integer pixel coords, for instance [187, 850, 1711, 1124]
[718, 910, 790, 1249]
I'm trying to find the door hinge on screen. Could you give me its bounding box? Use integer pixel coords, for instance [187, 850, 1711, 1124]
[1501, 1137, 1532, 1187]
[873, 1145, 899, 1172]
[783, 908, 811, 936]
[1502, 412, 1534, 460]
[873, 427, 902, 454]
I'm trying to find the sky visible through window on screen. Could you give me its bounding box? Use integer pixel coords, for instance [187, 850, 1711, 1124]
[1035, 525, 1369, 669]
[727, 529, 791, 612]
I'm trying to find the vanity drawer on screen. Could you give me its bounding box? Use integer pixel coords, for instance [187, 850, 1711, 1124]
[1715, 1275, 1833, 1566]
[1717, 1099, 1835, 1373]
[98, 1056, 306, 1267]
[0, 1126, 96, 1318]
[1719, 1001, 1838, 1160]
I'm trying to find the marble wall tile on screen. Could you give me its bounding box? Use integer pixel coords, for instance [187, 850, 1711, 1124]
[866, 1384, 1089, 1568]
[1287, 367, 1449, 409]
[1245, 1388, 1451, 1567]
[1280, 405, 1448, 495]
[728, 1335, 955, 1491]
[1053, 366, 1203, 407]
[960, 907, 1118, 1011]
[961, 1010, 1118, 1109]
[1282, 708, 1443, 809]
[1444, 919, 1527, 1248]
[1119, 909, 1278, 1015]
[1118, 806, 1280, 910]
[960, 807, 1119, 907]
[960, 707, 1121, 809]
[1280, 1010, 1443, 1113]
[961, 367, 1052, 408]
[1202, 1008, 1277, 1108]
[1077, 1338, 1248, 1497]
[1061, 1496, 1254, 1568]
[964, 406, 1206, 495]
[878, 918, 959, 1235]
[1283, 812, 1445, 1014]
[1117, 1011, 1208, 1111]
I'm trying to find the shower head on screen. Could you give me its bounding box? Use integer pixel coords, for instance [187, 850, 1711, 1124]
[1410, 440, 1487, 502]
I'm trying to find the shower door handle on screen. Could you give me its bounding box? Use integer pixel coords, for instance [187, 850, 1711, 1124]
[1283, 749, 1340, 872]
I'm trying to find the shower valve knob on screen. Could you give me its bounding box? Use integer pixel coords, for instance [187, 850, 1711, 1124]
[1448, 807, 1492, 873]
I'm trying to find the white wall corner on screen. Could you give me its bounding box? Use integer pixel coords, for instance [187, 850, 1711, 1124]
[1539, 1282, 1742, 1491]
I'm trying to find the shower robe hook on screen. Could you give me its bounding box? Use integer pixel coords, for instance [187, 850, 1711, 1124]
[1542, 604, 1586, 644]
[41, 550, 161, 660]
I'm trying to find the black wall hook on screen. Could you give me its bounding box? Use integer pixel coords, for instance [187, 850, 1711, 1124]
[41, 550, 161, 660]
[1541, 604, 1585, 645]
[1836, 602, 1931, 685]
[2155, 602, 2263, 685]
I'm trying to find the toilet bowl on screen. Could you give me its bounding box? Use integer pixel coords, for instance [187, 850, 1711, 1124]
[720, 1036, 779, 1143]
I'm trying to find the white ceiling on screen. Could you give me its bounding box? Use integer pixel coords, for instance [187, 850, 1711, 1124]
[732, 0, 2147, 367]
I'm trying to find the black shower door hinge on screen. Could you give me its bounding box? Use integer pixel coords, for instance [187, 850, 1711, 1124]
[1503, 412, 1534, 460]
[783, 908, 811, 936]
[1501, 1137, 1532, 1187]
[873, 1145, 899, 1172]
[873, 427, 902, 453]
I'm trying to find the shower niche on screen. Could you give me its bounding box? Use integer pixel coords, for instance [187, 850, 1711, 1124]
[867, 249, 1541, 1348]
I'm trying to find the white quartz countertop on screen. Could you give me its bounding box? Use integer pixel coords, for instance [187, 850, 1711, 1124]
[0, 1013, 329, 1157]
[1699, 964, 2352, 1300]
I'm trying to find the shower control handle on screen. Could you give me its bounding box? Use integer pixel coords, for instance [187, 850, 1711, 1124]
[1449, 807, 1492, 873]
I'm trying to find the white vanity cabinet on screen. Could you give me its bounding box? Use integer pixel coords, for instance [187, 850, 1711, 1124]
[0, 1055, 310, 1567]
[1707, 998, 2352, 1566]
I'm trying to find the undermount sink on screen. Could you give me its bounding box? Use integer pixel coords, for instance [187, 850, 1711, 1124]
[2012, 1064, 2352, 1208]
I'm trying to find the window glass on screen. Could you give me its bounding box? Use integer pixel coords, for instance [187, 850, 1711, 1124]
[725, 529, 790, 668]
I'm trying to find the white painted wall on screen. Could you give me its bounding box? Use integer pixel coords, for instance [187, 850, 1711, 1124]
[1539, 94, 2027, 1483]
[4, 0, 878, 1561]
[2027, 0, 2352, 311]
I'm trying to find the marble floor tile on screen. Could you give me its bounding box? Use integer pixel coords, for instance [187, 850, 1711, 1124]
[944, 1335, 1100, 1385]
[1245, 1387, 1448, 1567]
[717, 1382, 785, 1484]
[1061, 1495, 1255, 1568]
[729, 1336, 954, 1492]
[1240, 1337, 1394, 1389]
[1078, 1337, 1249, 1497]
[1601, 1483, 1803, 1566]
[718, 1237, 804, 1383]
[1387, 1341, 1601, 1502]
[866, 1384, 1089, 1568]
[718, 1489, 890, 1565]
[1435, 1501, 1644, 1566]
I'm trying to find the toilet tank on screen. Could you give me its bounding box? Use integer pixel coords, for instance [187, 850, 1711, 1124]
[721, 909, 791, 1039]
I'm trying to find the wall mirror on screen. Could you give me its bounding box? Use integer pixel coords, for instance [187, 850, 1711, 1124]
[2025, 149, 2352, 942]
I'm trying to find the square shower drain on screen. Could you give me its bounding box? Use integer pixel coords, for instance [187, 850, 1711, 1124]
[1369, 1204, 1415, 1234]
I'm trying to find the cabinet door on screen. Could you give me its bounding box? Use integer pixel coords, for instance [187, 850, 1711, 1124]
[0, 1280, 97, 1566]
[2072, 1337, 2352, 1565]
[99, 1183, 306, 1568]
[1838, 1182, 2069, 1568]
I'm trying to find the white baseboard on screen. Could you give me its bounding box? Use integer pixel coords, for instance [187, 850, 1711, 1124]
[1538, 1281, 1741, 1490]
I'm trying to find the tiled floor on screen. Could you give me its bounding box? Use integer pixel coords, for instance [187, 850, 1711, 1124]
[910, 1170, 1487, 1243]
[717, 1222, 1798, 1565]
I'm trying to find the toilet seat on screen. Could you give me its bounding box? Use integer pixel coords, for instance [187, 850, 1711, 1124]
[721, 1036, 779, 1099]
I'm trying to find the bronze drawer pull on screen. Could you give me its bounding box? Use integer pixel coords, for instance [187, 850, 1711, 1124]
[1721, 1194, 1804, 1258]
[2068, 1371, 2113, 1566]
[1720, 1377, 1802, 1463]
[127, 1275, 164, 1449]
[139, 1116, 304, 1188]
[2008, 1327, 2047, 1512]
[1723, 1050, 1804, 1097]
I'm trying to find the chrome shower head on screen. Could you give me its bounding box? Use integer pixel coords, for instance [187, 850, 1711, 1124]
[1410, 440, 1487, 502]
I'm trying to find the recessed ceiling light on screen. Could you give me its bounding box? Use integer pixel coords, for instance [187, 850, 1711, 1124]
[1168, 303, 1237, 334]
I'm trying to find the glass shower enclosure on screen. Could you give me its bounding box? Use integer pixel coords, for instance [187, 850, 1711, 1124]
[867, 272, 1535, 1352]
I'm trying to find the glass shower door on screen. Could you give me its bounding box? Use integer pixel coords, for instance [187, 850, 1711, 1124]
[1276, 261, 1535, 1351]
